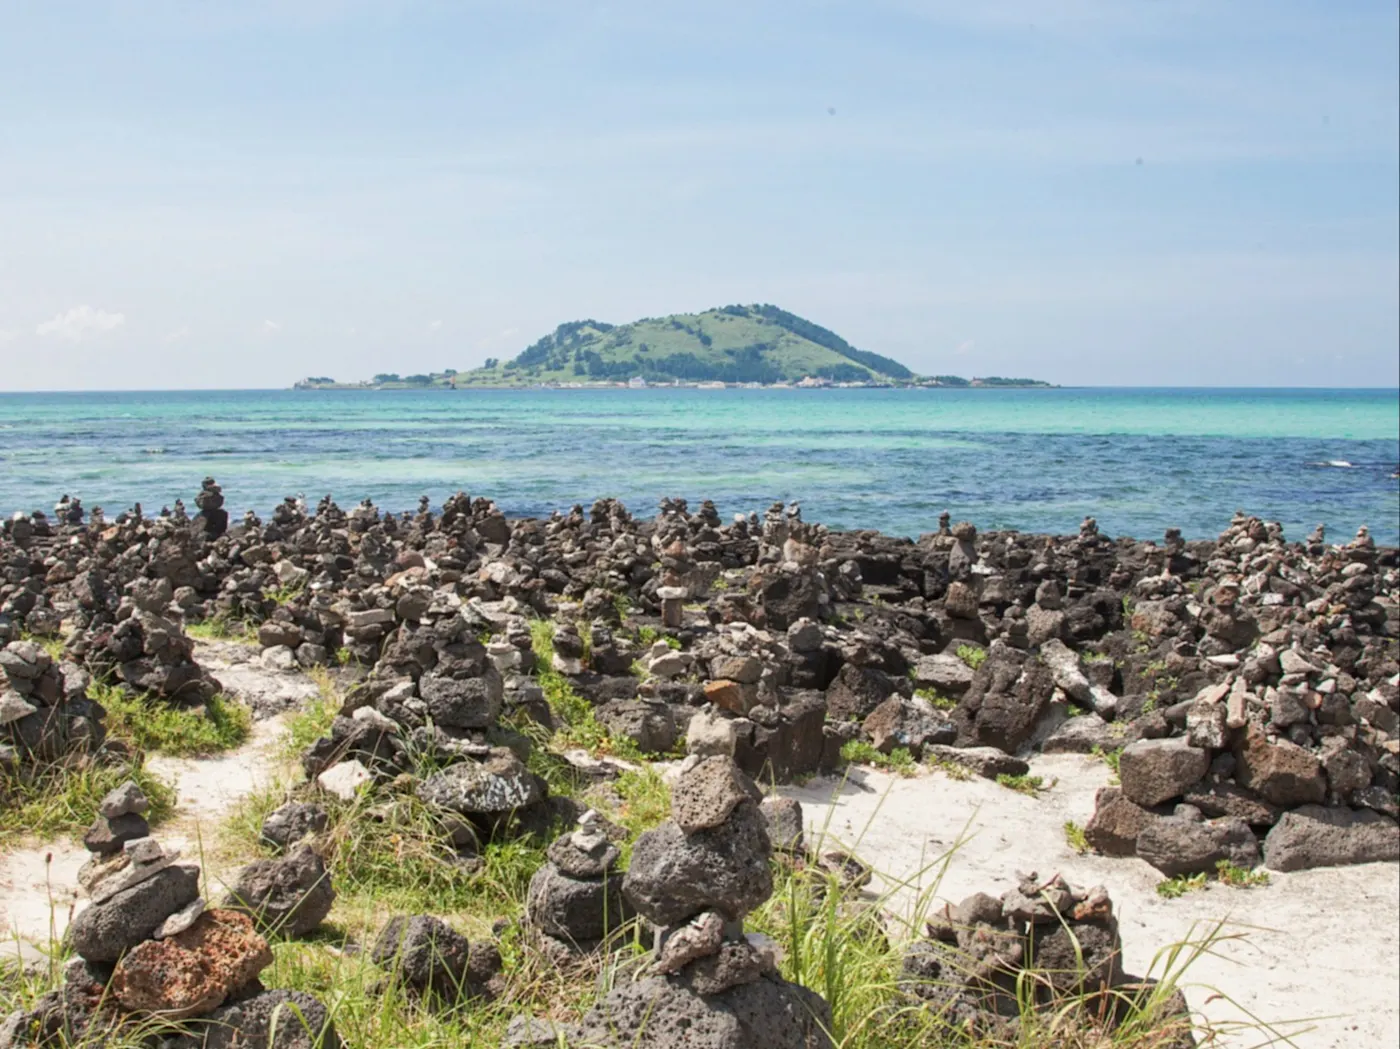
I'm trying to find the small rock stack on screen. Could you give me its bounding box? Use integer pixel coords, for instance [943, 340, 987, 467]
[194, 476, 229, 539]
[511, 755, 834, 1048]
[901, 876, 1192, 1046]
[1, 818, 339, 1048]
[0, 640, 105, 771]
[82, 780, 151, 860]
[525, 810, 630, 955]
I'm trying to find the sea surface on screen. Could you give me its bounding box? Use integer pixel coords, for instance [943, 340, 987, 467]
[0, 388, 1396, 544]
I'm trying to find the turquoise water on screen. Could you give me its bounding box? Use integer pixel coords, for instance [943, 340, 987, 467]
[0, 388, 1396, 543]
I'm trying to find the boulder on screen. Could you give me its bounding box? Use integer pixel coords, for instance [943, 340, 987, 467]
[862, 697, 955, 756]
[371, 915, 473, 997]
[1083, 787, 1154, 857]
[260, 802, 330, 852]
[110, 909, 272, 1020]
[568, 974, 835, 1049]
[1135, 816, 1260, 877]
[623, 804, 773, 927]
[1234, 728, 1327, 807]
[1263, 806, 1400, 872]
[223, 845, 334, 938]
[416, 751, 544, 816]
[671, 756, 762, 834]
[1118, 738, 1210, 807]
[174, 989, 341, 1049]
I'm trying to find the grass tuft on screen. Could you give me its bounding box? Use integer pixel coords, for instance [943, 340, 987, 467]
[529, 620, 641, 761]
[839, 740, 919, 777]
[955, 644, 987, 670]
[1063, 820, 1090, 855]
[184, 617, 258, 644]
[912, 687, 957, 711]
[0, 761, 176, 844]
[1156, 872, 1208, 899]
[94, 684, 252, 757]
[995, 773, 1049, 796]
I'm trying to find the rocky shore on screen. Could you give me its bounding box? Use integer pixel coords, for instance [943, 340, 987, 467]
[2, 482, 1397, 1045]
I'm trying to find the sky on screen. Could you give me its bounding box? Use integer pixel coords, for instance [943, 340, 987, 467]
[0, 0, 1396, 390]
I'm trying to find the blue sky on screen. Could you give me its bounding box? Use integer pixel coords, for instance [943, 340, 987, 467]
[0, 0, 1396, 389]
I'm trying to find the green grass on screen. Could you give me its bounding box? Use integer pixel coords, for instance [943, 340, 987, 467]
[1155, 873, 1208, 899]
[996, 773, 1048, 796]
[1214, 861, 1270, 889]
[17, 631, 66, 661]
[1091, 744, 1123, 781]
[184, 616, 258, 644]
[93, 683, 252, 758]
[263, 582, 306, 607]
[912, 687, 957, 711]
[1063, 820, 1090, 855]
[0, 761, 176, 844]
[839, 740, 919, 777]
[633, 625, 680, 650]
[955, 644, 987, 671]
[926, 755, 973, 781]
[529, 620, 641, 761]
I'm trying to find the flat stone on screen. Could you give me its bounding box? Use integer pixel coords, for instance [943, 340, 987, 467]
[1263, 805, 1400, 872]
[318, 759, 373, 801]
[924, 744, 1028, 780]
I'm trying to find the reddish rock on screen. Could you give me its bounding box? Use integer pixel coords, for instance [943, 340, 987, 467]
[111, 909, 272, 1020]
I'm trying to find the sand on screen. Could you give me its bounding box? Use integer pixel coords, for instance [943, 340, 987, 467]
[781, 754, 1400, 1049]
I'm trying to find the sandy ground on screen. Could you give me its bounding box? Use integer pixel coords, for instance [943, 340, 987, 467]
[781, 755, 1400, 1049]
[0, 715, 289, 957]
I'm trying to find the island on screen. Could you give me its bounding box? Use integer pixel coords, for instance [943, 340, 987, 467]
[293, 304, 1054, 389]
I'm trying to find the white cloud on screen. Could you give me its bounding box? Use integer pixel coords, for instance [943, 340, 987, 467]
[427, 319, 443, 333]
[954, 339, 975, 355]
[35, 305, 126, 342]
[262, 319, 282, 334]
[164, 326, 190, 343]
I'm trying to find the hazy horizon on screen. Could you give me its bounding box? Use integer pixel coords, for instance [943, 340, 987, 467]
[2, 1, 1397, 391]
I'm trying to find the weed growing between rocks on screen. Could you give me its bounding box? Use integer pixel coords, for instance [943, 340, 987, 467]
[529, 619, 642, 760]
[840, 740, 919, 777]
[183, 617, 258, 645]
[91, 683, 251, 758]
[1157, 861, 1271, 900]
[955, 644, 988, 671]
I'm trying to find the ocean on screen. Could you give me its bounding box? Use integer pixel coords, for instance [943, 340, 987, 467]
[0, 387, 1396, 544]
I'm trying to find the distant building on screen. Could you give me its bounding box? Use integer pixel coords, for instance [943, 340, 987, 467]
[627, 376, 648, 388]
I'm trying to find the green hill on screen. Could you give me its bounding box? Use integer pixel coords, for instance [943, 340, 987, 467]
[461, 304, 913, 385]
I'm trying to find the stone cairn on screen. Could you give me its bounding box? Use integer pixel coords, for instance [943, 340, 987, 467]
[900, 875, 1193, 1047]
[0, 783, 339, 1048]
[524, 809, 631, 957]
[0, 640, 105, 779]
[508, 755, 834, 1048]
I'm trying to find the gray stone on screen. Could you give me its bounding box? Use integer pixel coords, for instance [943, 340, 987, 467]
[176, 989, 341, 1049]
[525, 865, 629, 944]
[419, 670, 504, 729]
[760, 797, 804, 853]
[98, 780, 149, 820]
[911, 654, 975, 695]
[595, 700, 678, 755]
[623, 803, 773, 927]
[260, 802, 330, 852]
[82, 813, 150, 856]
[671, 756, 762, 834]
[1118, 738, 1210, 807]
[1263, 806, 1400, 872]
[416, 751, 544, 816]
[924, 744, 1028, 780]
[68, 863, 201, 963]
[224, 845, 335, 938]
[371, 915, 472, 996]
[1136, 816, 1260, 877]
[686, 709, 738, 758]
[569, 974, 834, 1049]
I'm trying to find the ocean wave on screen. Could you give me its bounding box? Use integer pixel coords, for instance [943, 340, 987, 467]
[1309, 460, 1356, 468]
